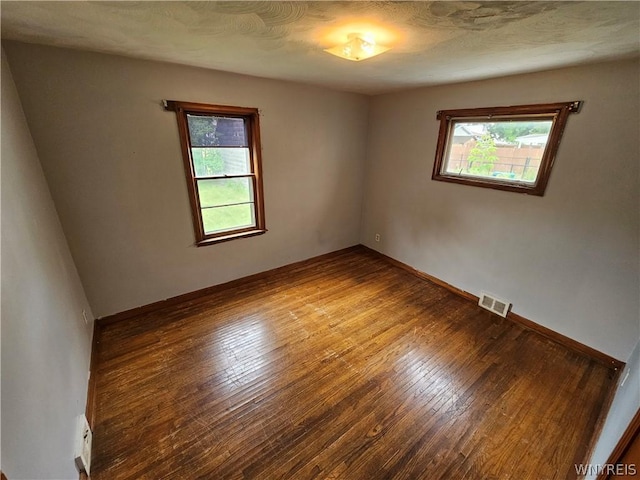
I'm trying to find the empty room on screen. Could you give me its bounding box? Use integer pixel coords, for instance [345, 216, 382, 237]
[1, 2, 639, 479]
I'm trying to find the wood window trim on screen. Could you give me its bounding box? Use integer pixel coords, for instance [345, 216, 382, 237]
[432, 101, 582, 196]
[165, 100, 266, 246]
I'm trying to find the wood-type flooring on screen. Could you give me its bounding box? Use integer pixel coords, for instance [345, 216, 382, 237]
[91, 247, 616, 479]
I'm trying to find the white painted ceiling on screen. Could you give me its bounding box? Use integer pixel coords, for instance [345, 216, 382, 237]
[1, 1, 639, 94]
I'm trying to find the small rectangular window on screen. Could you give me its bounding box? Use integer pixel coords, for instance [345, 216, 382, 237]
[432, 101, 581, 196]
[165, 101, 266, 245]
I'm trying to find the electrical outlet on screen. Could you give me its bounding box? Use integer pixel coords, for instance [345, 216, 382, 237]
[375, 233, 381, 242]
[82, 310, 88, 324]
[74, 414, 92, 475]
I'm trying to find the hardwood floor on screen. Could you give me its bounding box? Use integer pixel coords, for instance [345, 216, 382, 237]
[91, 247, 617, 479]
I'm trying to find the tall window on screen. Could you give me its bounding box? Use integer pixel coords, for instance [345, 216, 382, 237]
[165, 101, 266, 246]
[432, 101, 581, 196]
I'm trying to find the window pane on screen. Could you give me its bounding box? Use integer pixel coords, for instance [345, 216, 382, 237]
[197, 178, 253, 208]
[444, 120, 553, 184]
[191, 148, 251, 176]
[187, 114, 247, 147]
[202, 204, 256, 234]
[171, 101, 265, 244]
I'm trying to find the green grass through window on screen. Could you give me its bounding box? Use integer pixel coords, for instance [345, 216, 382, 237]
[198, 179, 254, 233]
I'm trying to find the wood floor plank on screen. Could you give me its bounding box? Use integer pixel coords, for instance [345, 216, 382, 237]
[91, 247, 616, 479]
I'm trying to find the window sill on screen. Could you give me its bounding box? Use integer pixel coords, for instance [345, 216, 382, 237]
[196, 228, 267, 247]
[433, 173, 545, 196]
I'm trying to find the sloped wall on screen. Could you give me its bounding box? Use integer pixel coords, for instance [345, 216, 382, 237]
[1, 47, 94, 480]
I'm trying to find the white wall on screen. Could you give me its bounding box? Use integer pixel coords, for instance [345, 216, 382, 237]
[2, 39, 638, 480]
[361, 59, 639, 361]
[1, 48, 94, 480]
[3, 42, 370, 318]
[587, 340, 640, 478]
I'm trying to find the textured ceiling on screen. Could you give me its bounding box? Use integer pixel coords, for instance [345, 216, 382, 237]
[1, 1, 639, 94]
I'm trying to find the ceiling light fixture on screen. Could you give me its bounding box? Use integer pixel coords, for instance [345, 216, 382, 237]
[324, 33, 390, 62]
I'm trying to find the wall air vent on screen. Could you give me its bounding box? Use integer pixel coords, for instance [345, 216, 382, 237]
[478, 292, 511, 318]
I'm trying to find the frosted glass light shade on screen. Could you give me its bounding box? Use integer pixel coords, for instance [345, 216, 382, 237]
[324, 33, 390, 61]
